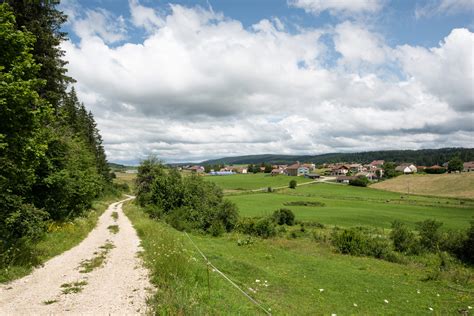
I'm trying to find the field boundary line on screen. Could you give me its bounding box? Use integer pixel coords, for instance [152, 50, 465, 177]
[184, 232, 272, 315]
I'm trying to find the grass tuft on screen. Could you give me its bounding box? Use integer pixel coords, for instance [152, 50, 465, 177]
[79, 241, 114, 273]
[43, 299, 58, 305]
[61, 280, 88, 294]
[107, 225, 119, 234]
[111, 211, 119, 221]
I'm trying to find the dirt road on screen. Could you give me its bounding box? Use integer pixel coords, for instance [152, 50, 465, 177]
[0, 196, 153, 315]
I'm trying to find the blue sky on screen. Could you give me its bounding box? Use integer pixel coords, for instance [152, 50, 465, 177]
[58, 0, 473, 164]
[64, 0, 472, 46]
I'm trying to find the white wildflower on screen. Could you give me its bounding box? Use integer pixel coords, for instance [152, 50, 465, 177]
[416, 289, 420, 294]
[429, 307, 433, 311]
[331, 314, 336, 316]
[319, 288, 324, 292]
[468, 306, 472, 310]
[353, 303, 358, 307]
[255, 279, 260, 283]
[384, 299, 389, 304]
[436, 293, 440, 297]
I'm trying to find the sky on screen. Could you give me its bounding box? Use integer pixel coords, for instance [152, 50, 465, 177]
[58, 0, 474, 164]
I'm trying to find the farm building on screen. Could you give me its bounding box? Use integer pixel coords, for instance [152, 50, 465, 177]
[331, 165, 350, 176]
[463, 161, 474, 172]
[369, 160, 385, 168]
[189, 165, 205, 173]
[285, 164, 310, 176]
[349, 164, 364, 173]
[336, 176, 357, 183]
[355, 172, 378, 181]
[305, 173, 320, 179]
[395, 164, 417, 174]
[271, 168, 285, 176]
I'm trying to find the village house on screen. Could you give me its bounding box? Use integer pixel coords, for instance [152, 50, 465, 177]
[463, 161, 474, 172]
[189, 165, 205, 173]
[349, 163, 364, 173]
[395, 163, 417, 174]
[369, 160, 385, 168]
[302, 163, 316, 171]
[331, 165, 350, 176]
[271, 168, 285, 176]
[285, 163, 310, 176]
[355, 172, 378, 181]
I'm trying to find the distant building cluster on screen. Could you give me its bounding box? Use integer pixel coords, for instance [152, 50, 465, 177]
[178, 160, 474, 183]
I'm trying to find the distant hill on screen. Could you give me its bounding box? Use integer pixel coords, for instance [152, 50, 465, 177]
[201, 148, 474, 166]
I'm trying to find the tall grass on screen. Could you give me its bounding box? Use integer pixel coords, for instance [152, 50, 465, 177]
[125, 202, 212, 314]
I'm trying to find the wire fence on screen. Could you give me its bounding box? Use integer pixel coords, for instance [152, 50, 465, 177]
[184, 232, 272, 315]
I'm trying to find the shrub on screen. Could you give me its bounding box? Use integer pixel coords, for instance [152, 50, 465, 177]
[349, 177, 369, 187]
[332, 227, 394, 261]
[332, 228, 367, 255]
[390, 220, 416, 253]
[456, 220, 474, 264]
[366, 236, 392, 259]
[312, 230, 328, 243]
[144, 205, 164, 219]
[136, 159, 240, 235]
[209, 221, 225, 237]
[1, 203, 48, 266]
[236, 217, 257, 235]
[165, 206, 193, 232]
[416, 219, 443, 251]
[272, 208, 295, 226]
[254, 217, 276, 238]
[289, 180, 297, 189]
[215, 200, 239, 232]
[425, 167, 446, 174]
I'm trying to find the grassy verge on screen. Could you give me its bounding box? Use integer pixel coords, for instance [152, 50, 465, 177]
[0, 194, 121, 283]
[124, 202, 473, 315]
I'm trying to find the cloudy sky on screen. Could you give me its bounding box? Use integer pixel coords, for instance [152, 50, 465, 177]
[59, 0, 474, 164]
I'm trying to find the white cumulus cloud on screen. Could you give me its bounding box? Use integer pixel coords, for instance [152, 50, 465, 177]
[288, 0, 384, 16]
[60, 3, 474, 163]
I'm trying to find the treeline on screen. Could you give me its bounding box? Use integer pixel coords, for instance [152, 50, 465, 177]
[201, 148, 474, 166]
[0, 3, 111, 264]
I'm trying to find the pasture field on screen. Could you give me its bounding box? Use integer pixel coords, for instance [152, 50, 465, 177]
[125, 202, 474, 315]
[371, 173, 474, 199]
[227, 183, 474, 230]
[114, 172, 137, 189]
[204, 173, 313, 191]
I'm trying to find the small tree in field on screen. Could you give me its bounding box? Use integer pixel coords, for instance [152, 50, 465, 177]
[448, 157, 463, 172]
[289, 180, 297, 189]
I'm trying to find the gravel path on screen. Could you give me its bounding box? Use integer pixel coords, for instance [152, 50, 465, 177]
[0, 196, 153, 315]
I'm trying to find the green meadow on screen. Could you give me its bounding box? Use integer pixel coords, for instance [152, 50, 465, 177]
[227, 182, 474, 230]
[204, 173, 313, 191]
[126, 174, 474, 314]
[125, 201, 474, 315]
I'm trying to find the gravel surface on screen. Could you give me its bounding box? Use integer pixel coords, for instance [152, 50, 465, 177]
[0, 196, 153, 315]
